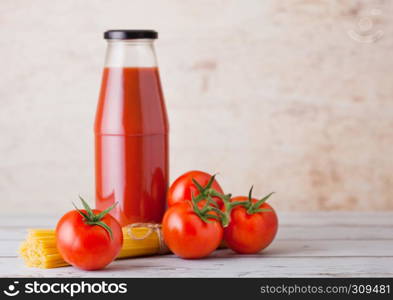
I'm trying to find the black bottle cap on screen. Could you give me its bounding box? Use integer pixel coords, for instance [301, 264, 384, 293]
[104, 30, 158, 40]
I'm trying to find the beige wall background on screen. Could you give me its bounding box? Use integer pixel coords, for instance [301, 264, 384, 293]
[1, 0, 392, 215]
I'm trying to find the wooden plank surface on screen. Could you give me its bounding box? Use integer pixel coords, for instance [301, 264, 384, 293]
[1, 212, 392, 277]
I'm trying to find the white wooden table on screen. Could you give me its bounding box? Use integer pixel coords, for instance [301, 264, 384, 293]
[1, 212, 392, 277]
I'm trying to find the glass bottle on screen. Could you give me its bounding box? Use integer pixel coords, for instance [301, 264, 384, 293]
[94, 30, 169, 226]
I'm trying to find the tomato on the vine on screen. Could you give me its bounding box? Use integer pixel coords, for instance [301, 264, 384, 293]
[166, 171, 278, 257]
[167, 170, 224, 208]
[56, 197, 123, 270]
[224, 189, 278, 254]
[162, 201, 223, 259]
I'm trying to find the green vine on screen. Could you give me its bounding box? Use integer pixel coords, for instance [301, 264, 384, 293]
[190, 176, 274, 227]
[73, 196, 117, 239]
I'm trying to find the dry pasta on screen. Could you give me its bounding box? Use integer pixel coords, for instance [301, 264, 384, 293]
[19, 225, 168, 269]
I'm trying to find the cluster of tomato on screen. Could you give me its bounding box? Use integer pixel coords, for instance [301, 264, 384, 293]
[163, 170, 278, 258]
[54, 170, 278, 270]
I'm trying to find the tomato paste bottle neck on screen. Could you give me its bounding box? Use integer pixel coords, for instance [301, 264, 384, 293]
[96, 30, 168, 136]
[104, 39, 158, 67]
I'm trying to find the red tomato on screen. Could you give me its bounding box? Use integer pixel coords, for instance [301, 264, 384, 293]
[167, 170, 224, 207]
[224, 196, 278, 254]
[56, 206, 123, 270]
[163, 201, 223, 259]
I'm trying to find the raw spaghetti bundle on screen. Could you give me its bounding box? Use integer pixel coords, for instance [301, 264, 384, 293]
[19, 224, 169, 269]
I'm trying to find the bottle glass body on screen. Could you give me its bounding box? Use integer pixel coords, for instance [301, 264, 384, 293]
[94, 39, 169, 226]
